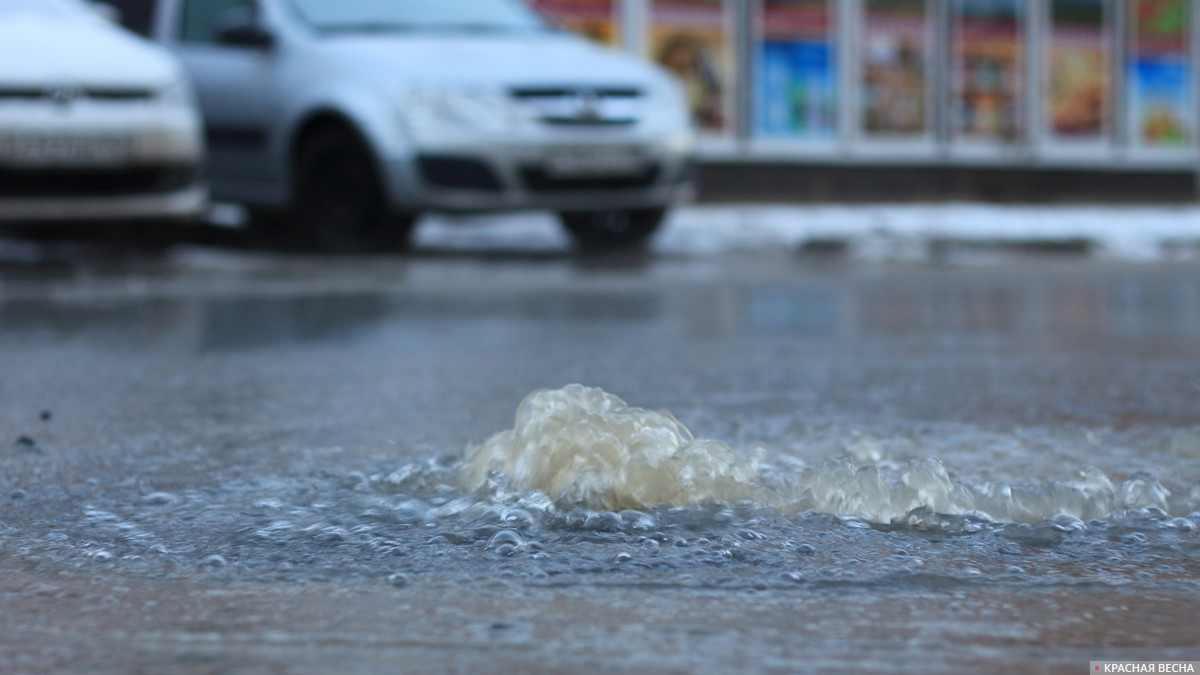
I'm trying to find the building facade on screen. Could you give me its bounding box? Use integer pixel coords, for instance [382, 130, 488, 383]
[532, 0, 1199, 172]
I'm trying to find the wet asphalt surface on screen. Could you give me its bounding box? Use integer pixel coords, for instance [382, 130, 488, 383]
[1, 224, 1199, 673]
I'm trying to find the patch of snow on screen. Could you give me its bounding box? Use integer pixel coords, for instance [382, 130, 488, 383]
[416, 203, 1200, 261]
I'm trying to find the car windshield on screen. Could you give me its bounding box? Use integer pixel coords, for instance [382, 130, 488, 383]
[286, 0, 550, 34]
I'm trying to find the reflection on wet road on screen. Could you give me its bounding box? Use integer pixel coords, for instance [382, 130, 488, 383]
[0, 247, 1198, 672]
[4, 254, 1199, 343]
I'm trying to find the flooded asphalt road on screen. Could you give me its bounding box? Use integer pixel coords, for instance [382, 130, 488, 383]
[0, 237, 1199, 673]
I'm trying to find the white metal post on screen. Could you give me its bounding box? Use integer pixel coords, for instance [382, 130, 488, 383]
[734, 0, 753, 143]
[933, 0, 952, 154]
[619, 0, 647, 57]
[1113, 0, 1128, 153]
[839, 0, 859, 149]
[1192, 0, 1200, 185]
[1028, 0, 1045, 159]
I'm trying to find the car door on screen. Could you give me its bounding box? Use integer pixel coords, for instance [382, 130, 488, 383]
[171, 0, 281, 201]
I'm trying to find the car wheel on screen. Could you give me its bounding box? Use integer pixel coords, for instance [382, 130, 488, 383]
[293, 125, 412, 253]
[123, 220, 189, 253]
[243, 207, 295, 248]
[558, 208, 665, 252]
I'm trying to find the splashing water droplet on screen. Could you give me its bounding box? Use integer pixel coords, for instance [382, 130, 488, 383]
[392, 500, 428, 524]
[486, 529, 523, 553]
[583, 511, 622, 532]
[1119, 472, 1171, 511]
[1050, 514, 1086, 532]
[619, 509, 655, 530]
[501, 508, 535, 528]
[139, 492, 178, 507]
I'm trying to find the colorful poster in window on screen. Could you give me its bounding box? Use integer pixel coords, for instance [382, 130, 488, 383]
[651, 0, 732, 132]
[1047, 0, 1110, 139]
[861, 0, 929, 136]
[1127, 0, 1192, 147]
[952, 0, 1024, 142]
[531, 0, 616, 44]
[755, 0, 836, 138]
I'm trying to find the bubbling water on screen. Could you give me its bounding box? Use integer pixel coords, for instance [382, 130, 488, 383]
[461, 384, 764, 511]
[461, 385, 1193, 525]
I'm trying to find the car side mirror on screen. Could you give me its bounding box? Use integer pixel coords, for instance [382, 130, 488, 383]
[215, 9, 275, 49]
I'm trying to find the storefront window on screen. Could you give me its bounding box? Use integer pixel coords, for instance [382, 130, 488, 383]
[1127, 0, 1193, 148]
[531, 0, 616, 44]
[651, 0, 733, 133]
[861, 0, 930, 137]
[1046, 0, 1111, 140]
[951, 0, 1024, 142]
[754, 0, 836, 139]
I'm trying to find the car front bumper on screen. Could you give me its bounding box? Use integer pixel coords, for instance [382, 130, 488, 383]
[0, 180, 206, 223]
[382, 134, 695, 213]
[0, 100, 206, 223]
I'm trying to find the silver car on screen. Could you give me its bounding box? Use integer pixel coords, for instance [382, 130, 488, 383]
[0, 0, 205, 236]
[124, 0, 694, 251]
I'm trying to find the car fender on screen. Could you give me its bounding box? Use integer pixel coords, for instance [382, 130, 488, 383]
[277, 65, 418, 210]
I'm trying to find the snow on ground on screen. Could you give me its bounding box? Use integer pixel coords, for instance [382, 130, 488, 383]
[416, 203, 1200, 261]
[6, 202, 1199, 264]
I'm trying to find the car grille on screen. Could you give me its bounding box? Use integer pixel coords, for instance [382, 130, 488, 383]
[509, 87, 642, 127]
[0, 165, 198, 198]
[417, 155, 503, 191]
[0, 86, 155, 103]
[520, 165, 661, 192]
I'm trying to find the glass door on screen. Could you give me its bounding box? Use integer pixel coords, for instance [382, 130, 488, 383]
[1125, 0, 1194, 156]
[1044, 0, 1112, 146]
[650, 0, 736, 135]
[860, 0, 934, 141]
[753, 0, 838, 142]
[950, 0, 1026, 148]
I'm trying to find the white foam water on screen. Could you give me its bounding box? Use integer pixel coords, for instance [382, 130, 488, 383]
[462, 385, 1195, 525]
[461, 384, 764, 511]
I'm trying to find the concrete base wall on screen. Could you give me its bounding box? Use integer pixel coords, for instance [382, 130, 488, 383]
[696, 163, 1200, 204]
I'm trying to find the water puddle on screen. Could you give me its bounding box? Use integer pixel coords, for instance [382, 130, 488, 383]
[3, 385, 1197, 594]
[3, 241, 1199, 669]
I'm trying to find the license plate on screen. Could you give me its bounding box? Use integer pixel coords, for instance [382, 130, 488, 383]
[1, 133, 132, 167]
[544, 146, 647, 177]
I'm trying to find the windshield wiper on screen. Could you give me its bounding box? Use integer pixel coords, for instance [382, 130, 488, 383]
[317, 22, 548, 36]
[315, 22, 419, 35]
[432, 23, 538, 34]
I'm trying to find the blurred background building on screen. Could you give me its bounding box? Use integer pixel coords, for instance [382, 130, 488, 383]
[532, 0, 1200, 199]
[106, 0, 1200, 200]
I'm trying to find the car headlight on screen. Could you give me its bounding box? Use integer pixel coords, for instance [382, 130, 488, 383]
[156, 77, 196, 109]
[399, 87, 529, 139]
[645, 80, 692, 133]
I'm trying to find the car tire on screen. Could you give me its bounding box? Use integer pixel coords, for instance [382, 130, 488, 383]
[244, 207, 294, 248]
[292, 125, 412, 253]
[558, 207, 665, 252]
[123, 220, 189, 253]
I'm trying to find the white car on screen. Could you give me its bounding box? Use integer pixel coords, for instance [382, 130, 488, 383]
[118, 0, 694, 251]
[0, 0, 205, 239]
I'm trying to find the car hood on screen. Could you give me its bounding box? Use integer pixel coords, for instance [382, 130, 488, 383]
[318, 32, 671, 91]
[0, 12, 179, 88]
